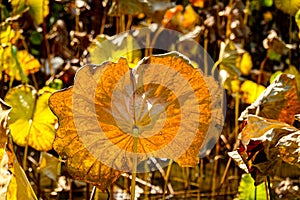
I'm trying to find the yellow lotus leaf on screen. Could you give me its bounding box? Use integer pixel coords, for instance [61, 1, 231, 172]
[1, 48, 40, 81]
[49, 52, 212, 189]
[5, 85, 57, 151]
[239, 52, 253, 76]
[240, 74, 300, 125]
[0, 25, 16, 44]
[240, 80, 265, 104]
[16, 50, 41, 77]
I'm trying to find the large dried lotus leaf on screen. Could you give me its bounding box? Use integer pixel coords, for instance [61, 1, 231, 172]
[5, 85, 57, 151]
[240, 74, 300, 125]
[49, 52, 212, 189]
[230, 115, 300, 184]
[50, 80, 122, 190]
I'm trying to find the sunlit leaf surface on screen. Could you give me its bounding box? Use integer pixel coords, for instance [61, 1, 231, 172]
[89, 33, 141, 67]
[238, 173, 268, 200]
[49, 52, 212, 189]
[5, 85, 57, 151]
[240, 74, 300, 125]
[0, 48, 40, 81]
[275, 0, 300, 15]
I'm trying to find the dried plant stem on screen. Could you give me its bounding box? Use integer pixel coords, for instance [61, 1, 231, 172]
[211, 60, 221, 78]
[43, 18, 53, 77]
[100, 6, 107, 35]
[89, 186, 97, 200]
[211, 141, 220, 200]
[204, 30, 209, 75]
[235, 90, 240, 138]
[289, 15, 292, 62]
[23, 85, 38, 169]
[162, 160, 173, 200]
[130, 127, 139, 200]
[197, 159, 204, 200]
[144, 162, 150, 200]
[225, 0, 234, 39]
[149, 26, 164, 56]
[126, 15, 133, 31]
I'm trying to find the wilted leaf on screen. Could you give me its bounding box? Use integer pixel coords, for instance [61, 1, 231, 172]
[232, 115, 299, 183]
[284, 65, 300, 95]
[16, 50, 41, 77]
[0, 99, 11, 148]
[237, 173, 268, 200]
[7, 154, 38, 200]
[0, 149, 12, 200]
[38, 152, 59, 181]
[275, 0, 300, 15]
[219, 41, 242, 77]
[5, 85, 57, 151]
[49, 52, 213, 189]
[89, 33, 141, 68]
[108, 0, 143, 16]
[0, 99, 12, 200]
[228, 150, 249, 173]
[276, 131, 300, 167]
[240, 74, 300, 125]
[11, 0, 49, 25]
[263, 30, 290, 57]
[1, 48, 40, 81]
[162, 5, 199, 33]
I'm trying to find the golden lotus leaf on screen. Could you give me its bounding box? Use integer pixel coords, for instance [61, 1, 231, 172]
[5, 85, 57, 151]
[49, 52, 212, 189]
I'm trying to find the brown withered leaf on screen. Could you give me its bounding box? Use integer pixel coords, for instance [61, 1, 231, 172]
[49, 52, 212, 189]
[229, 115, 300, 184]
[276, 130, 300, 167]
[0, 99, 12, 200]
[240, 74, 300, 125]
[0, 99, 11, 148]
